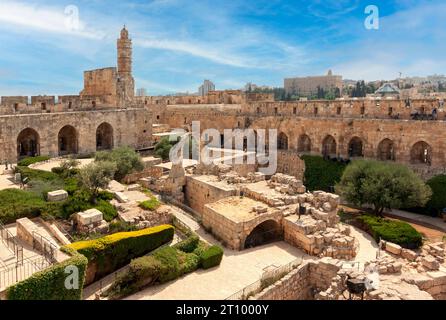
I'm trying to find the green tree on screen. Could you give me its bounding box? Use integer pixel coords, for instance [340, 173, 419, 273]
[336, 160, 432, 216]
[95, 146, 144, 181]
[78, 161, 117, 202]
[154, 137, 176, 161]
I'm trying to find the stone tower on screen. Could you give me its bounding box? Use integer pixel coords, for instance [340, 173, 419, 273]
[117, 26, 135, 107]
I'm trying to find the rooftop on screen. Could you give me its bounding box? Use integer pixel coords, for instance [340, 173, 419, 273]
[206, 196, 277, 223]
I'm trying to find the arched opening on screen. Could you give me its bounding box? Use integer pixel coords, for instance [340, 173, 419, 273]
[244, 220, 282, 249]
[322, 135, 336, 157]
[377, 139, 395, 161]
[58, 125, 78, 156]
[348, 137, 364, 158]
[17, 128, 40, 159]
[297, 134, 311, 153]
[410, 141, 432, 165]
[96, 122, 114, 151]
[277, 132, 288, 150]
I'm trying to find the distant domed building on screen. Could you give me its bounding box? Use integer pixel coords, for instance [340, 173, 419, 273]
[375, 83, 400, 97]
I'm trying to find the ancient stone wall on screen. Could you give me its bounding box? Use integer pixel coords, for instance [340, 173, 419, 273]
[251, 259, 342, 300]
[1, 108, 152, 162]
[156, 96, 446, 177]
[184, 175, 238, 218]
[276, 150, 305, 179]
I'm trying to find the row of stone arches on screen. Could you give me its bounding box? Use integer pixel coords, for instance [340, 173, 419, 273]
[276, 132, 433, 166]
[17, 122, 114, 159]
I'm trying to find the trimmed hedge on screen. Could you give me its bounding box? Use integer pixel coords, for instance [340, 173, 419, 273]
[105, 234, 224, 299]
[66, 224, 174, 283]
[17, 155, 50, 167]
[356, 214, 423, 249]
[6, 247, 88, 300]
[200, 245, 224, 269]
[301, 155, 347, 191]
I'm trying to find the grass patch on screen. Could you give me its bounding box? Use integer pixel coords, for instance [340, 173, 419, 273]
[139, 197, 161, 211]
[0, 189, 50, 224]
[17, 156, 50, 167]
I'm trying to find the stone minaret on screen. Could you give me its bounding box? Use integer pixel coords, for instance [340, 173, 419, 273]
[117, 26, 135, 106]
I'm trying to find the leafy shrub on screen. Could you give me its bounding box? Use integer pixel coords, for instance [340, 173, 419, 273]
[0, 189, 49, 224]
[61, 190, 92, 219]
[64, 177, 80, 195]
[66, 224, 174, 284]
[200, 245, 224, 269]
[94, 199, 118, 222]
[138, 197, 161, 211]
[301, 155, 346, 191]
[17, 155, 50, 167]
[356, 214, 422, 249]
[95, 146, 144, 181]
[406, 175, 446, 217]
[154, 137, 176, 161]
[6, 247, 87, 300]
[109, 221, 137, 233]
[173, 235, 199, 253]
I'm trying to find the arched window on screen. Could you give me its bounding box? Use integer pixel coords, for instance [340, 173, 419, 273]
[58, 125, 78, 155]
[410, 141, 432, 165]
[297, 134, 311, 153]
[348, 137, 364, 158]
[277, 132, 288, 150]
[377, 139, 395, 161]
[96, 123, 114, 151]
[322, 135, 336, 157]
[17, 128, 40, 159]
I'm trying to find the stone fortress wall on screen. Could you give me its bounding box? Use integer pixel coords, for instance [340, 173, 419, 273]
[0, 27, 152, 163]
[149, 94, 446, 179]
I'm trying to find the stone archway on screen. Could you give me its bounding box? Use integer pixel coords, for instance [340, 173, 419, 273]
[322, 135, 337, 157]
[348, 136, 364, 158]
[298, 134, 311, 153]
[278, 132, 288, 150]
[17, 128, 40, 159]
[96, 122, 114, 151]
[58, 125, 78, 156]
[410, 141, 432, 165]
[377, 138, 395, 161]
[244, 220, 282, 249]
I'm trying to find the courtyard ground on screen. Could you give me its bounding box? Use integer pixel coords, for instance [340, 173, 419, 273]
[82, 204, 379, 300]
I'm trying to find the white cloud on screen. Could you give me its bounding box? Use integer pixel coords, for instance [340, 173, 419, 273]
[0, 1, 105, 39]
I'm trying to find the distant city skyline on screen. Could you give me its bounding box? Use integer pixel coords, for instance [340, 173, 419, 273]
[0, 0, 445, 96]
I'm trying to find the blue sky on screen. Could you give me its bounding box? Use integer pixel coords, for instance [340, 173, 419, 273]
[0, 0, 445, 96]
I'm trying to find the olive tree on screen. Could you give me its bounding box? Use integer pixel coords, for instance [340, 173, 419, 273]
[95, 146, 144, 181]
[79, 161, 117, 202]
[335, 160, 432, 216]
